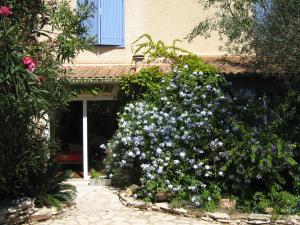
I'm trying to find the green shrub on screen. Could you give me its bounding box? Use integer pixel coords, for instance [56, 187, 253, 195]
[119, 66, 167, 102]
[34, 167, 76, 209]
[107, 38, 300, 213]
[0, 0, 91, 202]
[107, 56, 229, 208]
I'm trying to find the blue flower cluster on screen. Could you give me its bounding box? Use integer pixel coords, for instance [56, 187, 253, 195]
[106, 61, 231, 207]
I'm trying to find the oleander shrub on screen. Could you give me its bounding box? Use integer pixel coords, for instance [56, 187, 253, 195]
[0, 0, 92, 204]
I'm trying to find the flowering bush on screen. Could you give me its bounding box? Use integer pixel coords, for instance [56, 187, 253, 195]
[0, 0, 92, 202]
[107, 56, 231, 209]
[107, 55, 300, 213]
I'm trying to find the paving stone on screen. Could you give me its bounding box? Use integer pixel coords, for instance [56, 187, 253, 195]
[38, 180, 221, 225]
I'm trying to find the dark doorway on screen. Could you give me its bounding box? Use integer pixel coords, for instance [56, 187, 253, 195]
[87, 101, 118, 175]
[55, 101, 83, 177]
[55, 100, 118, 178]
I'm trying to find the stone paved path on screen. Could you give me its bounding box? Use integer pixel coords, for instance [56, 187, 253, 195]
[39, 180, 219, 225]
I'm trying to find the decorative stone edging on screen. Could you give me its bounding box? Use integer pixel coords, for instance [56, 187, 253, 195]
[118, 191, 300, 225]
[0, 197, 73, 225]
[0, 197, 34, 225]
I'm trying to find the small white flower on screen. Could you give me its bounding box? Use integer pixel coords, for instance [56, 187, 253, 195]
[156, 148, 162, 154]
[127, 151, 134, 157]
[200, 111, 207, 116]
[157, 166, 163, 174]
[168, 184, 173, 189]
[218, 171, 224, 176]
[189, 159, 195, 164]
[179, 152, 186, 158]
[205, 165, 210, 170]
[183, 64, 189, 69]
[174, 160, 180, 165]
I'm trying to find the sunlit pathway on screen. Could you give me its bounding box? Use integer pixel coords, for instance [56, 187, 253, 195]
[38, 180, 219, 225]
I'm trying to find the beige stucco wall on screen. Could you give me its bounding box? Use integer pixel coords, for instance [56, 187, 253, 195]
[70, 0, 224, 65]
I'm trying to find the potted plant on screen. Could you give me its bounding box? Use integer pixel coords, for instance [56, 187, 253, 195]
[89, 169, 111, 186]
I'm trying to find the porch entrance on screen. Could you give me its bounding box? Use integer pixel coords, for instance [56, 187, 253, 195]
[56, 99, 118, 180]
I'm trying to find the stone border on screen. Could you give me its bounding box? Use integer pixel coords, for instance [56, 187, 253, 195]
[118, 192, 300, 225]
[0, 197, 73, 225]
[0, 197, 34, 225]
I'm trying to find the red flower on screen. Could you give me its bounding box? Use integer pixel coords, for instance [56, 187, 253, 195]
[0, 6, 12, 17]
[22, 56, 34, 65]
[22, 56, 37, 72]
[27, 62, 37, 72]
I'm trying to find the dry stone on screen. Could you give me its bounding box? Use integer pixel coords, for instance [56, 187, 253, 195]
[219, 198, 236, 211]
[247, 220, 271, 224]
[172, 208, 188, 215]
[207, 212, 230, 220]
[0, 197, 34, 225]
[125, 184, 139, 198]
[248, 214, 271, 221]
[155, 202, 171, 212]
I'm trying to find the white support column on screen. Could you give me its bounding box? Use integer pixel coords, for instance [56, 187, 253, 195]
[83, 100, 89, 180]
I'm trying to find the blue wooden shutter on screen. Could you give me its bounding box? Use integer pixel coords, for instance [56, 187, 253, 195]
[100, 0, 124, 46]
[255, 0, 272, 23]
[78, 0, 100, 44]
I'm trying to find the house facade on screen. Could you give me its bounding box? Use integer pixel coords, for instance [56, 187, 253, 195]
[61, 0, 227, 180]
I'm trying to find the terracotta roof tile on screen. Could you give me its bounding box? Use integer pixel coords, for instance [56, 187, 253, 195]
[201, 56, 256, 75]
[65, 65, 136, 80]
[65, 64, 171, 82]
[65, 56, 258, 83]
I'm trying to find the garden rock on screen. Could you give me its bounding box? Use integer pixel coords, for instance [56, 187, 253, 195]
[28, 210, 52, 223]
[207, 212, 230, 220]
[248, 214, 271, 221]
[172, 208, 188, 215]
[247, 220, 270, 224]
[125, 184, 139, 197]
[11, 197, 33, 209]
[0, 197, 34, 225]
[155, 202, 170, 212]
[219, 198, 236, 210]
[264, 207, 274, 214]
[118, 189, 300, 225]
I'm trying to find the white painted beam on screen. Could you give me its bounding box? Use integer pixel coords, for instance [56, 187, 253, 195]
[83, 100, 89, 180]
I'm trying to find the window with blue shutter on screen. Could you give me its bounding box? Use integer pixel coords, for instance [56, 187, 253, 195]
[78, 0, 124, 46]
[254, 0, 272, 23]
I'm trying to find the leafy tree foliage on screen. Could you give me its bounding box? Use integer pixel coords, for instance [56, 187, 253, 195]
[0, 0, 92, 201]
[188, 0, 300, 74]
